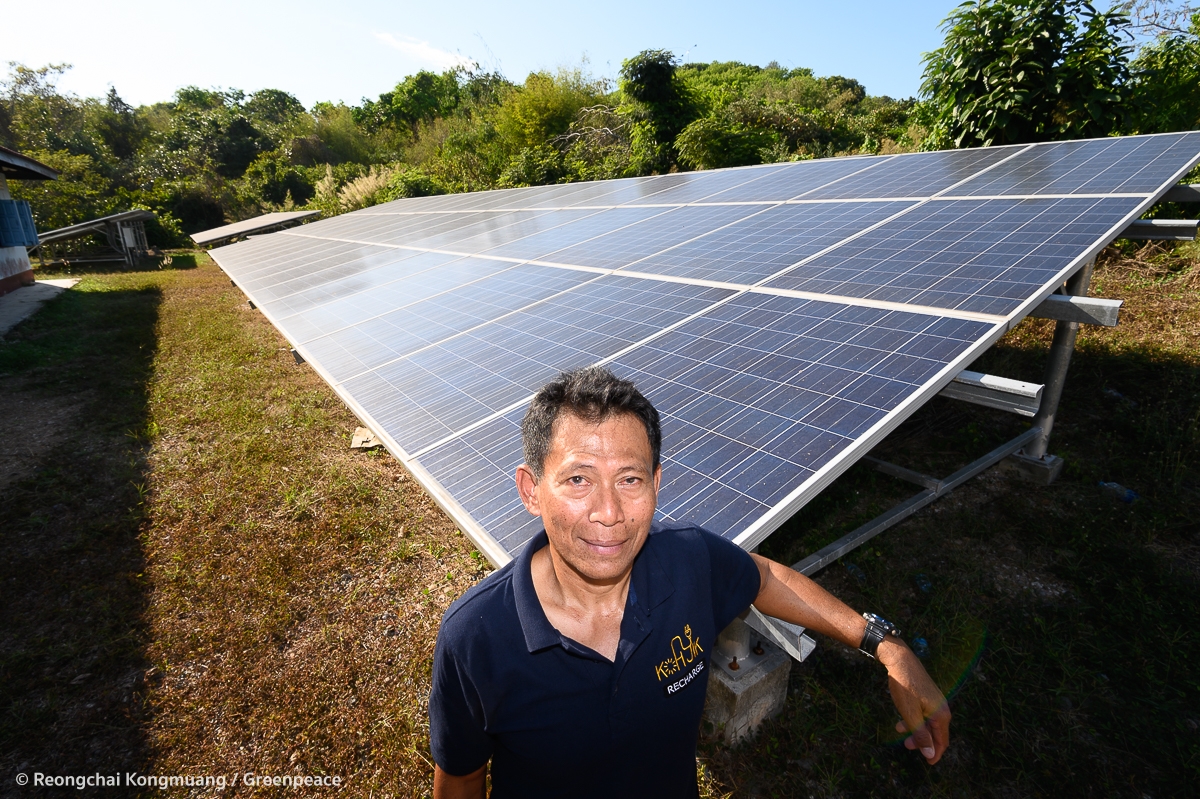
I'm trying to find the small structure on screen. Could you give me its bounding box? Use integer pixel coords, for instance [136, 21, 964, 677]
[191, 210, 320, 248]
[31, 209, 155, 267]
[0, 145, 57, 296]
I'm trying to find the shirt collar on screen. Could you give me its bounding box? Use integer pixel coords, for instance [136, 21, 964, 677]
[512, 530, 561, 653]
[512, 524, 677, 654]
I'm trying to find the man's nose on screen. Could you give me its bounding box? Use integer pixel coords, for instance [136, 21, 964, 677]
[588, 482, 624, 527]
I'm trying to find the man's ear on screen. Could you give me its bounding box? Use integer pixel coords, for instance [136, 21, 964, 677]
[653, 463, 662, 497]
[515, 463, 542, 517]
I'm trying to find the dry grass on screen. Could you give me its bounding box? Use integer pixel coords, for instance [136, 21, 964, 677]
[1, 256, 487, 797]
[140, 264, 490, 796]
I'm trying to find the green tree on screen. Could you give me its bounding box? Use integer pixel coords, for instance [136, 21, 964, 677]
[495, 69, 607, 152]
[675, 116, 777, 170]
[355, 70, 463, 134]
[1129, 11, 1200, 132]
[237, 151, 315, 207]
[8, 149, 114, 231]
[91, 88, 147, 162]
[311, 102, 375, 163]
[619, 50, 700, 172]
[0, 63, 96, 156]
[920, 0, 1134, 147]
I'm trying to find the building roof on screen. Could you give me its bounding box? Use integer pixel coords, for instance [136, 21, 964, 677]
[0, 146, 58, 181]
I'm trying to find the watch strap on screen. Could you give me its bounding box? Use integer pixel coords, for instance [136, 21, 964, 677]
[858, 613, 898, 659]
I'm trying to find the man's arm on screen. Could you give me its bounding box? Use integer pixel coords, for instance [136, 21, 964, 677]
[433, 764, 486, 799]
[749, 554, 951, 765]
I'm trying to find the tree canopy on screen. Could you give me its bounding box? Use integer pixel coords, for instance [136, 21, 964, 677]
[920, 0, 1135, 147]
[5, 12, 1200, 248]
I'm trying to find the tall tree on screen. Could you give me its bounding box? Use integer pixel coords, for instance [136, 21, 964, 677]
[619, 50, 699, 172]
[921, 0, 1134, 147]
[1129, 10, 1200, 131]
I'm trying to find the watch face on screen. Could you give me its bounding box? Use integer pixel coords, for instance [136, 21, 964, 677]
[863, 612, 897, 635]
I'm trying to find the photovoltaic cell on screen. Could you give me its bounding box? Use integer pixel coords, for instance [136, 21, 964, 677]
[697, 156, 876, 203]
[800, 146, 1023, 200]
[533, 204, 767, 269]
[479, 207, 670, 261]
[764, 197, 1140, 315]
[399, 209, 591, 252]
[622, 201, 915, 284]
[340, 276, 732, 455]
[619, 162, 793, 205]
[209, 133, 1200, 562]
[265, 251, 467, 318]
[952, 132, 1200, 196]
[300, 264, 600, 382]
[416, 293, 992, 553]
[416, 409, 542, 550]
[249, 246, 433, 304]
[216, 236, 355, 285]
[276, 256, 516, 345]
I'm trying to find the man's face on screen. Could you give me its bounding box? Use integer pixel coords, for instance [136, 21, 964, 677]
[516, 411, 661, 584]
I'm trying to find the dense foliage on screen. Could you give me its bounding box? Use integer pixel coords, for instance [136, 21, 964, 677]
[1128, 10, 1200, 132]
[921, 0, 1135, 147]
[920, 0, 1200, 147]
[4, 4, 1200, 247]
[0, 55, 918, 246]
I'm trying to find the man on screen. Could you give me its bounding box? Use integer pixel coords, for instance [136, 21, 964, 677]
[430, 367, 949, 798]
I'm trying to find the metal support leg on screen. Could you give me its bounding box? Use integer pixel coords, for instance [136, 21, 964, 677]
[793, 427, 1041, 576]
[1009, 260, 1095, 481]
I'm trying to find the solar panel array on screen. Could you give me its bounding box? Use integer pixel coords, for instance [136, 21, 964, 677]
[211, 132, 1200, 565]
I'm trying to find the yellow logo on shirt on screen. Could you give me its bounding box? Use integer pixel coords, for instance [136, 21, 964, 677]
[655, 623, 704, 682]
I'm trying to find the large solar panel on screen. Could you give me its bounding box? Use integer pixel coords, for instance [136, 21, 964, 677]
[210, 132, 1200, 565]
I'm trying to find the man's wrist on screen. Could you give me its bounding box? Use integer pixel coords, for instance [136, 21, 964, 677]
[875, 635, 912, 670]
[857, 612, 900, 659]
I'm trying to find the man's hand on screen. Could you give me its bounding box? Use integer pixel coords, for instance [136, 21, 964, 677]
[750, 554, 950, 765]
[878, 638, 951, 764]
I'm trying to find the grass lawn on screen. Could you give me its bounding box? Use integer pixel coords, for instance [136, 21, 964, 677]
[0, 246, 1197, 797]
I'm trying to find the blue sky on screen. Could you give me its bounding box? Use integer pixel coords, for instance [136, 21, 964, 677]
[9, 1, 960, 108]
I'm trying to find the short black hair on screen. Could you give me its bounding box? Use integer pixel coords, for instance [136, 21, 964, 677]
[521, 366, 661, 479]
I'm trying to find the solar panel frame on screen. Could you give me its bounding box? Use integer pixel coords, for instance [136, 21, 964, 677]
[210, 133, 1200, 566]
[190, 210, 320, 245]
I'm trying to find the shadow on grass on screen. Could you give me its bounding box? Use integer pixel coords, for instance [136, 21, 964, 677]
[736, 336, 1200, 797]
[31, 250, 202, 279]
[0, 277, 161, 795]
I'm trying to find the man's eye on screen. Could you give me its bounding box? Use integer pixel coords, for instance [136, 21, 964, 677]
[569, 476, 586, 485]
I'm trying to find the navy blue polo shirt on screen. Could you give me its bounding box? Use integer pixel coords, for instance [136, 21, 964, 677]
[429, 521, 761, 798]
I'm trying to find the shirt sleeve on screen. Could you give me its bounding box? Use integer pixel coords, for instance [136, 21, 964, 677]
[700, 529, 762, 632]
[428, 628, 493, 776]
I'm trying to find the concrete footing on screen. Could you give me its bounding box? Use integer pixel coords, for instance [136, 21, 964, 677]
[703, 620, 791, 745]
[1004, 452, 1064, 485]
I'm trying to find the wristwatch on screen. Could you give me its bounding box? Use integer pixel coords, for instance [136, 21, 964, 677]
[858, 612, 900, 659]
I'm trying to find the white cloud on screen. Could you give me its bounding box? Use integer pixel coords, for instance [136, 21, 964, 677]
[374, 32, 474, 71]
